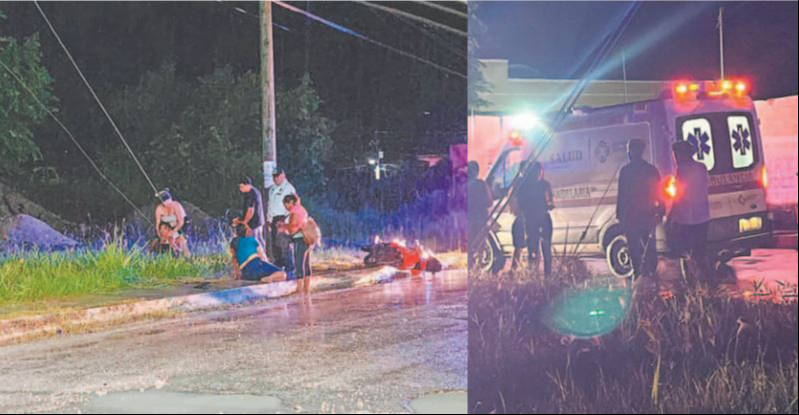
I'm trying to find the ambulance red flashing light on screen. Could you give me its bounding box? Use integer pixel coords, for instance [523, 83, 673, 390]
[664, 175, 679, 201]
[673, 80, 750, 100]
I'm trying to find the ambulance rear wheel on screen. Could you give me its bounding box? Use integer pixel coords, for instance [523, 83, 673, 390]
[607, 234, 635, 279]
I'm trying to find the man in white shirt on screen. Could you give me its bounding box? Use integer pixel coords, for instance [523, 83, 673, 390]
[669, 141, 713, 281]
[267, 167, 297, 266]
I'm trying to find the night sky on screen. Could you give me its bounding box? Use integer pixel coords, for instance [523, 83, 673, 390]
[472, 1, 798, 100]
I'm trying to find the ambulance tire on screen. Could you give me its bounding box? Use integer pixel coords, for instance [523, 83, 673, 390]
[606, 234, 635, 279]
[475, 236, 505, 275]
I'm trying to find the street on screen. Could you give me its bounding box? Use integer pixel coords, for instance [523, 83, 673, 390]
[0, 271, 467, 414]
[583, 249, 798, 298]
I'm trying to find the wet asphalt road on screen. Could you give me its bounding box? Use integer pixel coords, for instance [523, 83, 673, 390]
[584, 249, 798, 294]
[0, 271, 467, 414]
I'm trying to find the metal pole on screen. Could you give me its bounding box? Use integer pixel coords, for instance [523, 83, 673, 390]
[622, 50, 629, 103]
[261, 0, 278, 189]
[719, 7, 725, 80]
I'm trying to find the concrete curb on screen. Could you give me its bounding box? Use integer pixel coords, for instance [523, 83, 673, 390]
[0, 266, 432, 346]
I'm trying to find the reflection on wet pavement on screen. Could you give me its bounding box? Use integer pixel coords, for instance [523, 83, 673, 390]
[0, 271, 467, 414]
[81, 391, 281, 414]
[409, 391, 468, 414]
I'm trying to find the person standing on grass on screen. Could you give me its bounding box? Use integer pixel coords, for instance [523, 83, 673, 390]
[468, 161, 493, 267]
[511, 161, 529, 272]
[617, 139, 664, 280]
[276, 194, 317, 294]
[233, 177, 266, 251]
[669, 141, 714, 282]
[267, 168, 296, 266]
[230, 224, 287, 284]
[517, 162, 555, 278]
[154, 189, 191, 258]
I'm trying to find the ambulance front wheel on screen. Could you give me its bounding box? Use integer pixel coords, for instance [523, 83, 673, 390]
[473, 236, 505, 275]
[606, 234, 635, 279]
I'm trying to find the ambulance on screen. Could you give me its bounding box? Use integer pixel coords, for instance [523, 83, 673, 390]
[477, 79, 773, 276]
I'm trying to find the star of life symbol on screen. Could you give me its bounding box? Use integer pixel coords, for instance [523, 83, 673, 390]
[728, 116, 755, 169]
[732, 124, 751, 156]
[594, 141, 611, 164]
[682, 119, 715, 171]
[688, 127, 712, 161]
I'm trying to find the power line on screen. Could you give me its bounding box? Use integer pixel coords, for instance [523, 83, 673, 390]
[273, 1, 466, 79]
[33, 0, 160, 195]
[368, 6, 466, 60]
[356, 1, 467, 38]
[410, 1, 468, 20]
[0, 58, 152, 225]
[215, 0, 292, 32]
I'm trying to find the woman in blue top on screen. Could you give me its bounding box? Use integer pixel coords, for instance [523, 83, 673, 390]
[230, 225, 287, 283]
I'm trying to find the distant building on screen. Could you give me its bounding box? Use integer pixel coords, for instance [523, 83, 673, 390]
[474, 59, 671, 115]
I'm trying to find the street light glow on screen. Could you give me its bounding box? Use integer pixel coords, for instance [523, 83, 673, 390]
[511, 112, 541, 131]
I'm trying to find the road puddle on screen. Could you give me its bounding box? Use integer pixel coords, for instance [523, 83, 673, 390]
[81, 390, 281, 414]
[408, 391, 467, 414]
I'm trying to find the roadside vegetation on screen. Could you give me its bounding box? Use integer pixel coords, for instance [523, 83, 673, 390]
[469, 262, 799, 414]
[0, 241, 226, 306]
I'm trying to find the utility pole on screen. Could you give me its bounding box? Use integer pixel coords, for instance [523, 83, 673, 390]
[261, 0, 277, 189]
[718, 7, 725, 80]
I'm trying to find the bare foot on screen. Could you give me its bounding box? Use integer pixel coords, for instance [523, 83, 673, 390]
[260, 271, 287, 284]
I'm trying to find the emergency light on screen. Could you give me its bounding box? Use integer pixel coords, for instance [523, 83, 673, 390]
[664, 175, 679, 200]
[672, 79, 751, 100]
[760, 166, 769, 190]
[509, 130, 525, 147]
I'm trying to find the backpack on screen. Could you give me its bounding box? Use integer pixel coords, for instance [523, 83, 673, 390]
[302, 217, 322, 246]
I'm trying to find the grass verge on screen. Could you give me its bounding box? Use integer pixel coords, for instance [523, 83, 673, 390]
[469, 262, 799, 414]
[0, 242, 224, 306]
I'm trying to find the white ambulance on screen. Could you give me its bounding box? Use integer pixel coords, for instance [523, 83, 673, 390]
[478, 80, 773, 276]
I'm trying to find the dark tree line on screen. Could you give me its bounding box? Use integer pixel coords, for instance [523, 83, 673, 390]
[0, 1, 467, 227]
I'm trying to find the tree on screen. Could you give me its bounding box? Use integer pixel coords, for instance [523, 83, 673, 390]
[468, 3, 490, 111]
[97, 63, 333, 219]
[0, 12, 55, 179]
[276, 74, 335, 203]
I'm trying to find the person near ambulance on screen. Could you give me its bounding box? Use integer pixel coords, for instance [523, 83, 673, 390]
[517, 162, 555, 278]
[468, 161, 493, 268]
[617, 139, 665, 280]
[267, 168, 297, 266]
[668, 141, 715, 282]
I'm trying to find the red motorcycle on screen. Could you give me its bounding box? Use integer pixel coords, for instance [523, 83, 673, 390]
[362, 238, 444, 276]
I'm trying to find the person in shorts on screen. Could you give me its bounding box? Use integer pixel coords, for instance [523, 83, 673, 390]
[230, 224, 286, 284]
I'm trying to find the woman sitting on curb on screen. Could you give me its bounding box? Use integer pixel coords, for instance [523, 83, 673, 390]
[230, 224, 287, 284]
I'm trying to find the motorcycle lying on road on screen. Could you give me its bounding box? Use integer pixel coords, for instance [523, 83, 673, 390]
[361, 239, 444, 276]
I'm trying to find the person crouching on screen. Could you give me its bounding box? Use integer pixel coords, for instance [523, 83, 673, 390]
[230, 224, 287, 284]
[149, 222, 181, 257]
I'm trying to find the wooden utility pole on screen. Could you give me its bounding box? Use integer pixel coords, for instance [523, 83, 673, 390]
[261, 0, 277, 189]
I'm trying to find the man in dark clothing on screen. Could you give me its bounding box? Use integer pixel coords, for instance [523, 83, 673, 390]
[617, 139, 665, 279]
[233, 177, 266, 251]
[468, 161, 493, 267]
[517, 162, 555, 277]
[669, 140, 713, 282]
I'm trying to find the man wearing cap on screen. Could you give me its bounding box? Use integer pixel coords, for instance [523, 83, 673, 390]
[233, 177, 266, 251]
[267, 168, 296, 266]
